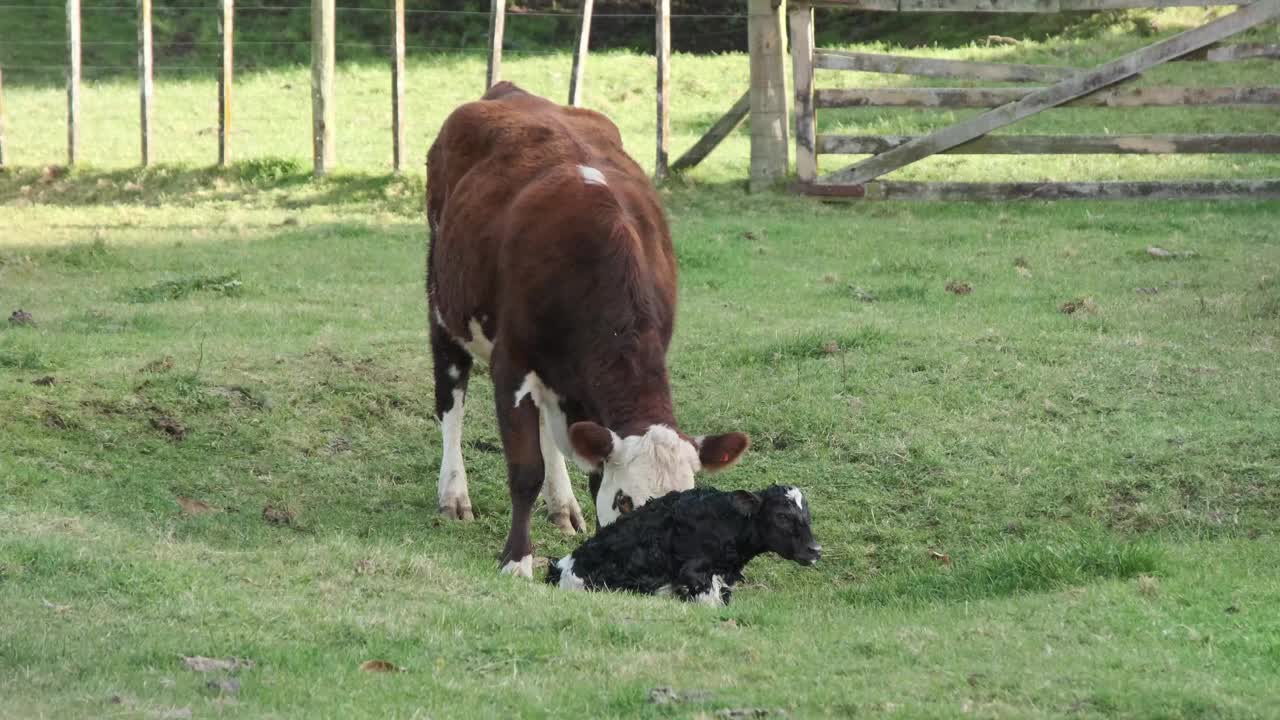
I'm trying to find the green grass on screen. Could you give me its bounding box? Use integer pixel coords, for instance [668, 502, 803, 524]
[4, 30, 1280, 719]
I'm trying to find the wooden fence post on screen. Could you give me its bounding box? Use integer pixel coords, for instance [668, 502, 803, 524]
[655, 0, 671, 180]
[138, 0, 153, 167]
[487, 0, 506, 89]
[748, 0, 789, 191]
[392, 0, 406, 172]
[569, 0, 594, 106]
[66, 0, 81, 167]
[789, 3, 816, 183]
[0, 67, 6, 169]
[312, 0, 336, 176]
[219, 0, 233, 166]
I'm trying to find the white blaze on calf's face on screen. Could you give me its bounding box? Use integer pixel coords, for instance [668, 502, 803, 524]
[786, 487, 804, 510]
[594, 425, 700, 527]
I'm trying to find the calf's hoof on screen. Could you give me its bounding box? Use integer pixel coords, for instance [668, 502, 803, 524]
[547, 506, 586, 535]
[500, 554, 533, 579]
[439, 498, 474, 522]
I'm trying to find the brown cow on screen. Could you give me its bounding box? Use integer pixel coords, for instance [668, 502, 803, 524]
[426, 82, 750, 577]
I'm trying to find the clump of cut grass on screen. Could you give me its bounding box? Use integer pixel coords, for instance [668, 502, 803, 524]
[125, 273, 244, 304]
[741, 328, 891, 366]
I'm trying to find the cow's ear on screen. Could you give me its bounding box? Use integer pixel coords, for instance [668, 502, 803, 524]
[570, 422, 615, 467]
[731, 490, 762, 516]
[698, 432, 750, 472]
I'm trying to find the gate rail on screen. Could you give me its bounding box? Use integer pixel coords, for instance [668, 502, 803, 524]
[789, 0, 1280, 200]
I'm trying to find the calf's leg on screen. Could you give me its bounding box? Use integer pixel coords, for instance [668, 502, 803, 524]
[431, 320, 475, 521]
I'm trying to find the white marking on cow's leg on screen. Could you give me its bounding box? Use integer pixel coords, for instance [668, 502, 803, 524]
[693, 575, 727, 607]
[578, 164, 607, 187]
[786, 487, 804, 510]
[540, 411, 584, 534]
[433, 307, 448, 329]
[500, 554, 533, 579]
[448, 365, 461, 381]
[514, 372, 539, 408]
[462, 317, 494, 363]
[438, 388, 473, 521]
[555, 556, 586, 590]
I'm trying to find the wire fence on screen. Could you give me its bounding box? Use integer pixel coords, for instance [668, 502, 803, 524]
[0, 3, 752, 75]
[0, 3, 745, 17]
[0, 1, 772, 177]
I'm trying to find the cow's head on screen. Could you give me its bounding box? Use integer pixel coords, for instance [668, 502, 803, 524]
[569, 423, 749, 527]
[733, 485, 822, 566]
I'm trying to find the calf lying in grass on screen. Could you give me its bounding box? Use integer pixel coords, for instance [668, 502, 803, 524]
[546, 485, 821, 605]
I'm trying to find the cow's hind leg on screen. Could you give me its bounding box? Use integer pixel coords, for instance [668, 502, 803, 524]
[539, 412, 585, 534]
[493, 359, 544, 578]
[432, 320, 475, 521]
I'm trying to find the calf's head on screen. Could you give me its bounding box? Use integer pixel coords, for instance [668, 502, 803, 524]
[733, 485, 821, 565]
[570, 423, 749, 526]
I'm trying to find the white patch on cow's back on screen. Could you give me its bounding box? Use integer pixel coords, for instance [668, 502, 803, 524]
[693, 575, 726, 607]
[595, 425, 700, 527]
[786, 487, 804, 510]
[461, 317, 493, 362]
[555, 556, 585, 590]
[501, 554, 533, 579]
[578, 164, 607, 187]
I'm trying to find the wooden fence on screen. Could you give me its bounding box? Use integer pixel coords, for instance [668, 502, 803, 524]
[0, 1, 790, 189]
[790, 0, 1280, 200]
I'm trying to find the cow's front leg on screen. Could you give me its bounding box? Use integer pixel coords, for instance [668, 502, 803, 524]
[539, 412, 585, 534]
[494, 361, 544, 578]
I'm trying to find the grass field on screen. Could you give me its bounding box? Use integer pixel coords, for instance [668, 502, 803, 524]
[4, 19, 1280, 719]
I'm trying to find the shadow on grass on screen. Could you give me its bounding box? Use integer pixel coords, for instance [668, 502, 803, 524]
[0, 160, 426, 214]
[841, 537, 1162, 607]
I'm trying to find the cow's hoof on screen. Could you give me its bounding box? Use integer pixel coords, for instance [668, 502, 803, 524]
[439, 499, 474, 522]
[500, 554, 533, 579]
[547, 506, 586, 535]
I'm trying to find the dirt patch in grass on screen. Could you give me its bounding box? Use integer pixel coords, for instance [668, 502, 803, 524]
[150, 414, 187, 442]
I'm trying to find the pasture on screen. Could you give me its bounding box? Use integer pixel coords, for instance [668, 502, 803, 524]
[3, 24, 1280, 718]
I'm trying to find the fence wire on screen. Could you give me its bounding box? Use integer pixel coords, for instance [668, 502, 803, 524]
[0, 4, 746, 18]
[0, 3, 750, 77]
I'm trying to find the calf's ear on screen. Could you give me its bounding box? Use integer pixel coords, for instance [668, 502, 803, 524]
[570, 421, 615, 467]
[731, 490, 762, 516]
[697, 432, 750, 472]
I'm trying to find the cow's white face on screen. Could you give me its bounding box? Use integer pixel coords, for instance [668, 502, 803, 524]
[569, 422, 751, 527]
[594, 425, 700, 526]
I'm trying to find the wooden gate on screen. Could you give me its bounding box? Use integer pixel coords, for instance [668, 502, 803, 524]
[789, 0, 1280, 200]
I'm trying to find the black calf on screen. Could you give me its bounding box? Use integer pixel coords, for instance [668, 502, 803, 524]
[546, 485, 821, 605]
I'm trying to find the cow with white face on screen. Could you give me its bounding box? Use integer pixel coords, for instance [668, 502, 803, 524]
[426, 82, 750, 577]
